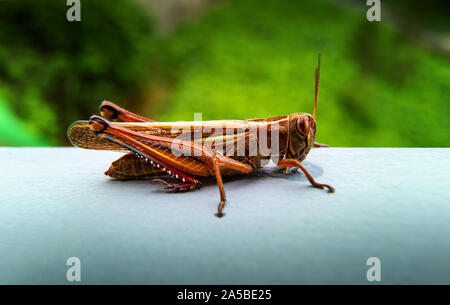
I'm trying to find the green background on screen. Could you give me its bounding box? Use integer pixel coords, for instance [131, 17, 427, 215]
[0, 0, 448, 147]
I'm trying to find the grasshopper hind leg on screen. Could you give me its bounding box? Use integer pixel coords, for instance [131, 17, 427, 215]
[99, 101, 156, 122]
[213, 160, 226, 218]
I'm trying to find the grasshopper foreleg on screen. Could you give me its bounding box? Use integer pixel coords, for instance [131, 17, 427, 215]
[278, 159, 335, 193]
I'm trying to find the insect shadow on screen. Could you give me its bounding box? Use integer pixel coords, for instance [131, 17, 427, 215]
[220, 161, 324, 184]
[104, 161, 324, 193]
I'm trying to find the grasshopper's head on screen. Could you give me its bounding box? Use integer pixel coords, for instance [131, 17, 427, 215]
[285, 53, 321, 162]
[286, 113, 316, 162]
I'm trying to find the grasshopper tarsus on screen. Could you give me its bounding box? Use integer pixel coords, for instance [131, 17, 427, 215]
[310, 180, 335, 193]
[312, 183, 335, 193]
[151, 178, 171, 188]
[216, 201, 226, 218]
[151, 178, 198, 192]
[325, 185, 335, 193]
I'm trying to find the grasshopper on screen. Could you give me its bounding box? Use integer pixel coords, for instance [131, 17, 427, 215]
[67, 54, 334, 217]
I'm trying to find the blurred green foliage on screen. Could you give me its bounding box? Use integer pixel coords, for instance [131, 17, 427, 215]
[0, 93, 50, 145]
[0, 0, 154, 145]
[0, 0, 448, 147]
[150, 0, 450, 147]
[383, 0, 449, 32]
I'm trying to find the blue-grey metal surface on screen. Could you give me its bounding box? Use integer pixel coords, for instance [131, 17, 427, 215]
[0, 148, 449, 284]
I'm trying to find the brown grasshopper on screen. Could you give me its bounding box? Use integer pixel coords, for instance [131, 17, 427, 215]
[67, 54, 334, 217]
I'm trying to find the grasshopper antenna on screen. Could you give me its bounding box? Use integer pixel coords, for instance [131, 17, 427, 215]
[313, 53, 321, 121]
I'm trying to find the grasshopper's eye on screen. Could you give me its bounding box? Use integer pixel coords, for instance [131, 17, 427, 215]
[296, 116, 310, 136]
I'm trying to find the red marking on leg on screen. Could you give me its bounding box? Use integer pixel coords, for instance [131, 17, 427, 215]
[151, 178, 199, 192]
